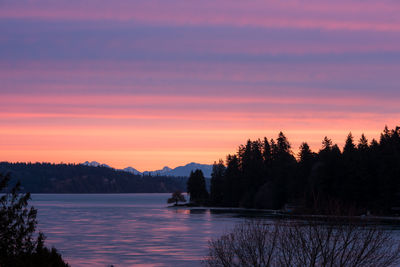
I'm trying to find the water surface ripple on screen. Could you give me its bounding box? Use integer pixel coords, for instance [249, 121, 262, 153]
[32, 194, 247, 267]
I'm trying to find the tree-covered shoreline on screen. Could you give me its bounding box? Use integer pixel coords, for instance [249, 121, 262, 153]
[197, 126, 400, 215]
[0, 162, 187, 193]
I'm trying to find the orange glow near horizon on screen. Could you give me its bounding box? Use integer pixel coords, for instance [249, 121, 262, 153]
[1, 96, 397, 171]
[1, 91, 398, 170]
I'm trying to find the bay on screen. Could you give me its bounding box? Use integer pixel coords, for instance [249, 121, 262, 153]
[31, 193, 400, 267]
[31, 193, 248, 267]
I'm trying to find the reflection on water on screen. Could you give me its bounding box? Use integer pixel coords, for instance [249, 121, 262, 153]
[31, 194, 245, 267]
[31, 194, 400, 266]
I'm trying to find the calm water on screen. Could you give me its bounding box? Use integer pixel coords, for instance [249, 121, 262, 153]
[31, 194, 400, 267]
[31, 194, 254, 267]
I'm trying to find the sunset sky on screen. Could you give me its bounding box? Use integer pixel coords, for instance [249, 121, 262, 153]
[1, 0, 399, 171]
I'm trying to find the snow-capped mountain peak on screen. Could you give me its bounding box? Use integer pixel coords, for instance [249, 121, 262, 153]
[122, 167, 142, 175]
[161, 166, 172, 172]
[82, 161, 111, 168]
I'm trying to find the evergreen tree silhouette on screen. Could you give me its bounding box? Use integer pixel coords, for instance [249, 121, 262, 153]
[209, 125, 400, 214]
[187, 170, 209, 204]
[0, 173, 69, 266]
[223, 155, 242, 206]
[210, 160, 225, 205]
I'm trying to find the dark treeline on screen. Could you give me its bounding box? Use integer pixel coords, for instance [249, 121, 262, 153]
[0, 162, 187, 193]
[203, 126, 400, 215]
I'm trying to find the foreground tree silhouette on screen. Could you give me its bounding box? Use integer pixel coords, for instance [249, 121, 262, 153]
[0, 173, 69, 267]
[204, 219, 400, 267]
[167, 191, 186, 205]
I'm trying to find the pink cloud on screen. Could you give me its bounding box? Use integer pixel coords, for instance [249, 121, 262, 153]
[1, 0, 399, 169]
[1, 0, 400, 32]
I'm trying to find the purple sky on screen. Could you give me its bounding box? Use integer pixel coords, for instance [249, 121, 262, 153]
[1, 0, 399, 170]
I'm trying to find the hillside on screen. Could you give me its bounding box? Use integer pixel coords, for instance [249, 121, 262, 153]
[0, 162, 187, 193]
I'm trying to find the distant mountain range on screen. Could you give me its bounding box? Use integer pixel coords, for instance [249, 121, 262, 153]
[82, 161, 213, 178]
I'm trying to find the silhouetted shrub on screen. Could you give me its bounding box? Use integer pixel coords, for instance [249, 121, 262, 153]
[167, 191, 186, 205]
[205, 218, 400, 267]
